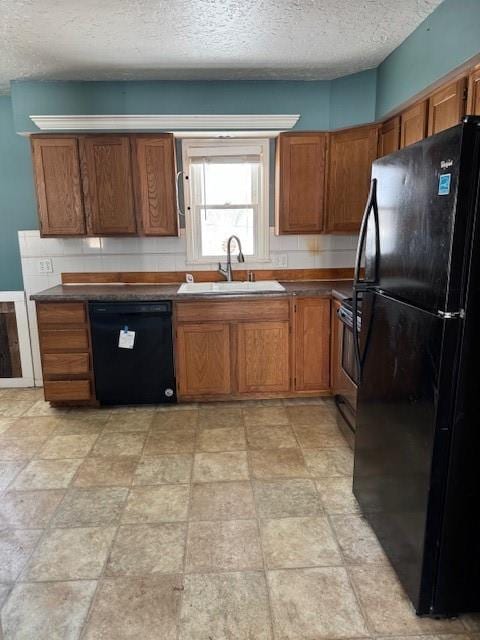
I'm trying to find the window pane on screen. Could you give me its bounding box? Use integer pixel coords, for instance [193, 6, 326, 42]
[192, 162, 259, 205]
[200, 208, 254, 257]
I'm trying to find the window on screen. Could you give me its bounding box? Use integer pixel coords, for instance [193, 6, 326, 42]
[182, 139, 269, 263]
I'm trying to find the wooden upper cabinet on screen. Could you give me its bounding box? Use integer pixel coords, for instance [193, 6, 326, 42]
[176, 322, 231, 397]
[378, 116, 400, 158]
[294, 297, 330, 392]
[400, 100, 428, 148]
[276, 132, 327, 234]
[326, 124, 378, 233]
[467, 67, 480, 115]
[31, 137, 85, 236]
[428, 78, 467, 136]
[80, 136, 137, 235]
[237, 321, 290, 393]
[133, 135, 179, 236]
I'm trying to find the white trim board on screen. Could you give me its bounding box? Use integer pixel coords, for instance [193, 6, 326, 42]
[0, 291, 34, 388]
[28, 114, 300, 132]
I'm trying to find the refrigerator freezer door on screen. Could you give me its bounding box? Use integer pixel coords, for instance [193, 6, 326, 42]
[353, 291, 456, 614]
[365, 123, 479, 314]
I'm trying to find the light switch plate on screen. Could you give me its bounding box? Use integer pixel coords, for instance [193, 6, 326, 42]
[37, 258, 53, 274]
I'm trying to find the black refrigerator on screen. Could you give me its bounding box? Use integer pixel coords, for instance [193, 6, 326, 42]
[353, 116, 480, 617]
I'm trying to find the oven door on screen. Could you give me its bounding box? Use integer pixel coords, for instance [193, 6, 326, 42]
[341, 321, 359, 384]
[335, 303, 359, 435]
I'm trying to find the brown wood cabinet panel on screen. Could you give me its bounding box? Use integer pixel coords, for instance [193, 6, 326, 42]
[294, 298, 330, 392]
[37, 302, 86, 325]
[326, 124, 378, 233]
[133, 135, 178, 236]
[378, 116, 400, 158]
[276, 132, 327, 234]
[42, 353, 90, 376]
[31, 137, 85, 236]
[467, 67, 480, 115]
[80, 136, 137, 235]
[44, 380, 92, 402]
[400, 101, 428, 148]
[428, 78, 467, 136]
[175, 299, 289, 324]
[237, 321, 290, 393]
[176, 323, 231, 396]
[40, 329, 90, 352]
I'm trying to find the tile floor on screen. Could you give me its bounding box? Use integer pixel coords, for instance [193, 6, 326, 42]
[0, 387, 479, 639]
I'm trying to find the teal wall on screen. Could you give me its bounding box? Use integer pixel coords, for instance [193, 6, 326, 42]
[330, 69, 377, 129]
[2, 0, 480, 290]
[12, 80, 333, 133]
[376, 0, 480, 118]
[0, 96, 36, 290]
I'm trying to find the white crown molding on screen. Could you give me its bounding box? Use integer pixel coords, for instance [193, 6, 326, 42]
[29, 114, 300, 132]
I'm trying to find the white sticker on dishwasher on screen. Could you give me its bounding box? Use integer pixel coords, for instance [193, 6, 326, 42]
[118, 327, 135, 349]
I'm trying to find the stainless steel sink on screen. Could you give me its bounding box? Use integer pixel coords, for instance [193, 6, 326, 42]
[177, 280, 286, 294]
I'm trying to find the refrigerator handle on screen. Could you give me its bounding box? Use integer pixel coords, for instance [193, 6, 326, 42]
[353, 178, 378, 374]
[353, 178, 377, 290]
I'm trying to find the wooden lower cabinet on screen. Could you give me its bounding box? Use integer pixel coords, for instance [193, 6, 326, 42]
[294, 298, 330, 392]
[43, 380, 92, 402]
[176, 323, 232, 396]
[175, 297, 331, 400]
[237, 321, 290, 393]
[36, 301, 95, 404]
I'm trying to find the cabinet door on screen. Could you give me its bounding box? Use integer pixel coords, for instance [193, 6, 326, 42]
[31, 137, 85, 236]
[237, 321, 290, 393]
[400, 101, 428, 148]
[80, 136, 137, 235]
[467, 67, 480, 115]
[176, 323, 231, 396]
[294, 298, 330, 392]
[133, 135, 178, 236]
[326, 125, 378, 233]
[276, 132, 327, 234]
[428, 78, 467, 136]
[378, 116, 400, 158]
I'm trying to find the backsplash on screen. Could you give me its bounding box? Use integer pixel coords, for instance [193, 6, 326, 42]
[19, 228, 357, 384]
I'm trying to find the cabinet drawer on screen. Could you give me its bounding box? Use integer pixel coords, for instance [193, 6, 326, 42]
[42, 352, 90, 376]
[37, 302, 86, 325]
[40, 329, 90, 352]
[44, 380, 92, 402]
[176, 299, 290, 323]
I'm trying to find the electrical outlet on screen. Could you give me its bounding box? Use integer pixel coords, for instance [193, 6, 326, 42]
[272, 254, 288, 268]
[37, 258, 53, 274]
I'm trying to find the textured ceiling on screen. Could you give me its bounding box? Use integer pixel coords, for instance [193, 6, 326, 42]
[0, 0, 443, 94]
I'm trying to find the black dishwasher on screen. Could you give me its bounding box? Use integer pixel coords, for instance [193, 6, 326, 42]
[89, 301, 176, 405]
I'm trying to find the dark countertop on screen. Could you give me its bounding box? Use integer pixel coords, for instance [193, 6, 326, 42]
[30, 280, 353, 302]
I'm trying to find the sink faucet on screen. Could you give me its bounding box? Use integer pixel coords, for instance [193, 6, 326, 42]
[218, 235, 245, 281]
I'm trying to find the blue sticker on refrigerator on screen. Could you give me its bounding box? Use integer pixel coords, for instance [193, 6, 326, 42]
[438, 173, 451, 195]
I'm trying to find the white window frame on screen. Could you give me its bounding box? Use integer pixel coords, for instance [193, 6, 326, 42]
[181, 138, 270, 264]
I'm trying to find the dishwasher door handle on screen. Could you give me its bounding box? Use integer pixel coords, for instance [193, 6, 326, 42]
[90, 302, 172, 315]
